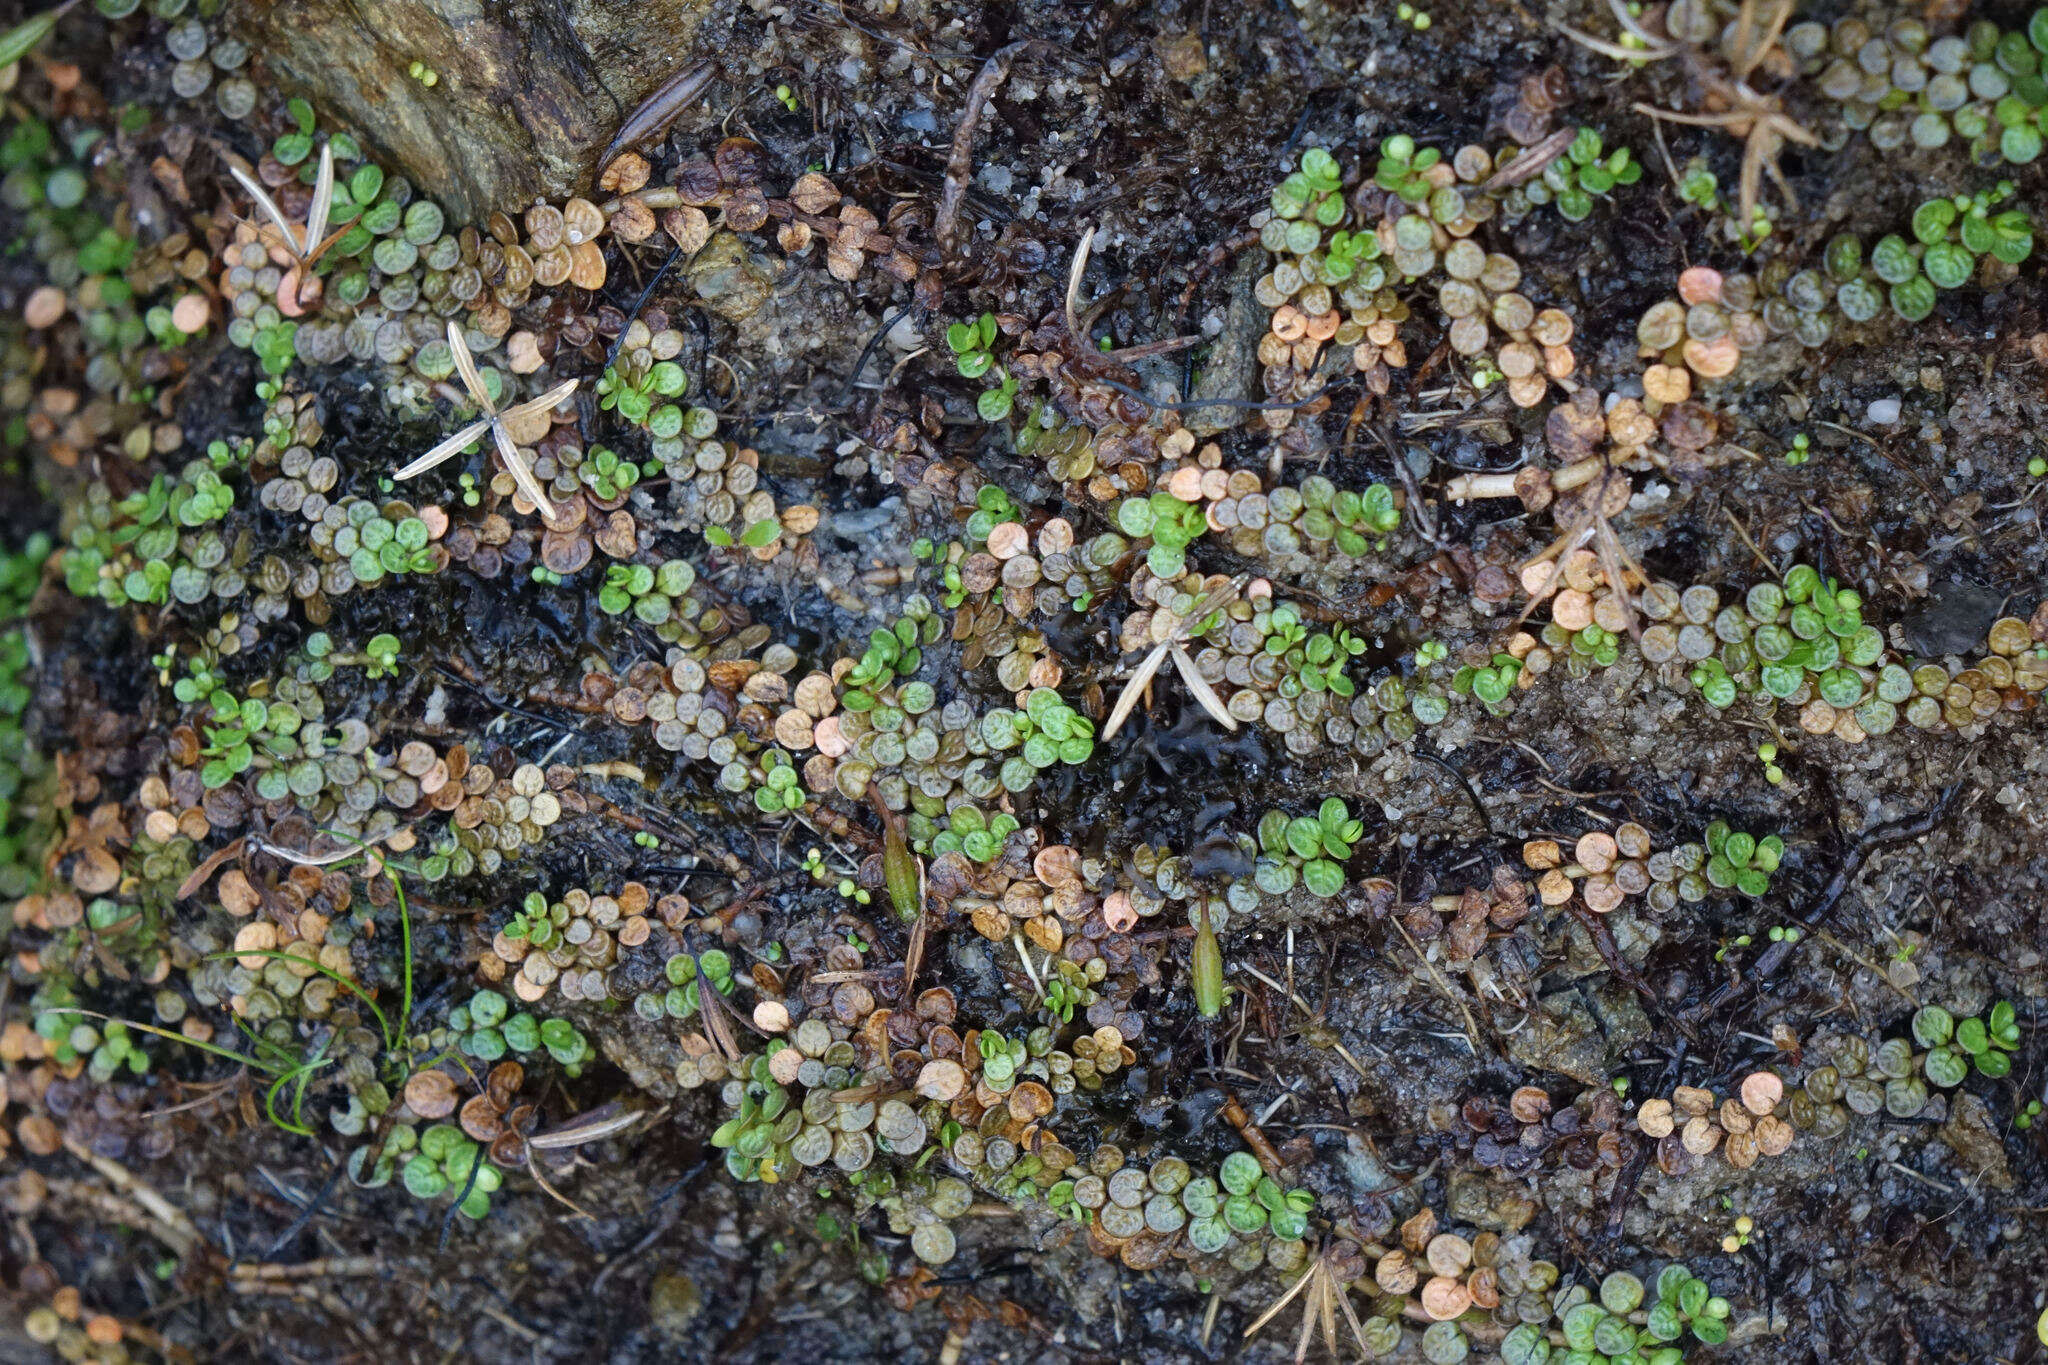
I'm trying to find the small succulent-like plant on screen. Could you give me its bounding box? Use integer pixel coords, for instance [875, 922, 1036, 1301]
[964, 483, 1023, 547]
[946, 311, 999, 379]
[1213, 1150, 1315, 1241]
[1255, 797, 1363, 899]
[655, 949, 736, 1024]
[1041, 971, 1087, 1024]
[1702, 820, 1783, 898]
[753, 750, 805, 813]
[838, 601, 939, 707]
[945, 313, 1018, 420]
[62, 462, 238, 608]
[1502, 1263, 1729, 1363]
[918, 802, 1020, 862]
[1452, 651, 1526, 709]
[594, 357, 689, 431]
[1913, 1000, 2022, 1081]
[502, 892, 554, 946]
[1863, 184, 2035, 321]
[1115, 491, 1208, 579]
[981, 687, 1096, 781]
[598, 559, 697, 625]
[576, 443, 642, 500]
[362, 632, 401, 679]
[1259, 605, 1370, 698]
[703, 516, 783, 551]
[1373, 134, 1441, 206]
[1532, 126, 1643, 221]
[196, 691, 291, 789]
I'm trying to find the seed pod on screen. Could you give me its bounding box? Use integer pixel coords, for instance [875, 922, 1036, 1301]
[882, 813, 921, 923]
[1193, 901, 1224, 1019]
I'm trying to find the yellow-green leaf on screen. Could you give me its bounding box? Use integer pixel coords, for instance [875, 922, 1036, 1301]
[0, 7, 61, 69]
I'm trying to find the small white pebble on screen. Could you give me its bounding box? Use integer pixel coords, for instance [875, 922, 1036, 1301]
[885, 311, 922, 351]
[1867, 396, 1902, 424]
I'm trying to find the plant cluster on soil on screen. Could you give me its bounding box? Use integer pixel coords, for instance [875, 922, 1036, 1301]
[0, 0, 2045, 1360]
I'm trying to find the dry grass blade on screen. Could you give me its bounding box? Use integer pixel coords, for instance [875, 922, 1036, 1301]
[492, 420, 558, 521]
[524, 1102, 650, 1150]
[1243, 1248, 1380, 1364]
[1170, 642, 1238, 732]
[1104, 575, 1246, 740]
[1592, 504, 1651, 644]
[1512, 496, 1601, 632]
[393, 418, 490, 481]
[1331, 1272, 1374, 1350]
[305, 142, 334, 256]
[695, 960, 744, 1063]
[1631, 96, 1814, 233]
[1102, 640, 1171, 740]
[228, 162, 301, 250]
[1187, 575, 1245, 620]
[1607, 0, 1673, 51]
[1478, 125, 1576, 192]
[227, 142, 335, 263]
[1729, 0, 1794, 81]
[446, 320, 494, 412]
[1555, 21, 1663, 61]
[1313, 1270, 1335, 1365]
[525, 1146, 599, 1220]
[1292, 1281, 1318, 1364]
[1241, 1255, 1319, 1339]
[1065, 224, 1095, 339]
[1554, 0, 1674, 62]
[499, 377, 580, 425]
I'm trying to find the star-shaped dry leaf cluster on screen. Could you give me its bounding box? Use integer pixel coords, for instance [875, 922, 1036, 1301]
[1102, 575, 1244, 741]
[394, 322, 578, 521]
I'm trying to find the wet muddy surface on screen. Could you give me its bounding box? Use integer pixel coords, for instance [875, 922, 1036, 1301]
[0, 0, 2045, 1361]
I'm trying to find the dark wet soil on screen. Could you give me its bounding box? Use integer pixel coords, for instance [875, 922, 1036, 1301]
[4, 0, 2048, 1361]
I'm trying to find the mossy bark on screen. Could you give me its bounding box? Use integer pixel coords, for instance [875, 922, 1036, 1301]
[235, 0, 712, 222]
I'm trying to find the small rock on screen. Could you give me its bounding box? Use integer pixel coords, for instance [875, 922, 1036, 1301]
[1900, 578, 2003, 656]
[1866, 396, 1902, 424]
[1155, 30, 1208, 81]
[649, 1274, 703, 1335]
[1938, 1092, 2014, 1190]
[688, 231, 778, 324]
[1507, 992, 1609, 1086]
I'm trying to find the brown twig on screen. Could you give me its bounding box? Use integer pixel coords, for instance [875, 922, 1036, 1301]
[1478, 125, 1576, 193]
[1220, 1092, 1287, 1176]
[61, 1140, 205, 1258]
[229, 1257, 382, 1280]
[935, 40, 1064, 263]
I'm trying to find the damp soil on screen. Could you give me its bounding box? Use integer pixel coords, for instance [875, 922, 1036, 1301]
[4, 0, 2048, 1362]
